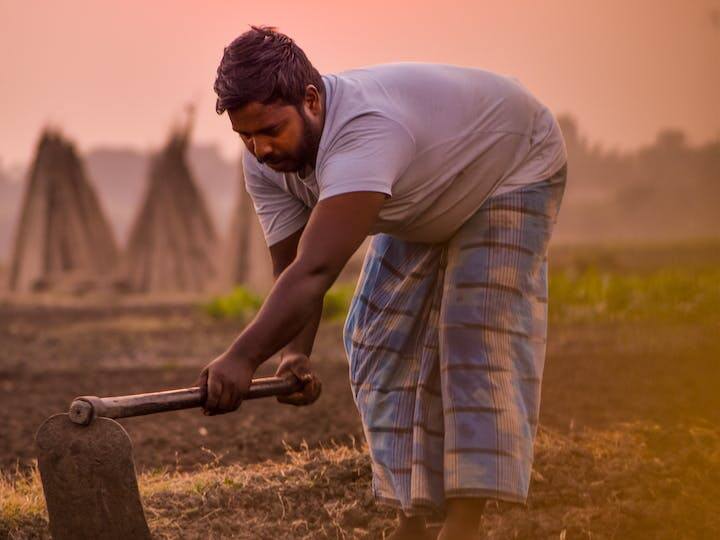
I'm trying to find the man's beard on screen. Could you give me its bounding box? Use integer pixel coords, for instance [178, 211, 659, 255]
[291, 109, 321, 174]
[261, 110, 321, 175]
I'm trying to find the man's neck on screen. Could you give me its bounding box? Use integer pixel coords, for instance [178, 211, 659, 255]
[297, 163, 313, 179]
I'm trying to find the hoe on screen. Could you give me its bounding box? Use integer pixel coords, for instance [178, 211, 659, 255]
[34, 375, 302, 540]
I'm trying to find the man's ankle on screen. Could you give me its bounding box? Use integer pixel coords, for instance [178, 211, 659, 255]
[438, 497, 485, 539]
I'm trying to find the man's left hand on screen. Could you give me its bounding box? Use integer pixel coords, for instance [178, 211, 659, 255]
[197, 350, 256, 415]
[275, 353, 322, 406]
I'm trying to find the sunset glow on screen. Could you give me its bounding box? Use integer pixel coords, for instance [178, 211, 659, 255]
[1, 0, 718, 167]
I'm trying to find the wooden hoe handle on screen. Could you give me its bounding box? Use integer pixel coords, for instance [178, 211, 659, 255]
[68, 375, 302, 425]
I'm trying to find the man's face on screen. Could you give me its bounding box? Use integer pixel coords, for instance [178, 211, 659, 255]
[228, 87, 323, 174]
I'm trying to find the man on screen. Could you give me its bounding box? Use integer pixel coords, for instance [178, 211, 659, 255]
[201, 26, 567, 539]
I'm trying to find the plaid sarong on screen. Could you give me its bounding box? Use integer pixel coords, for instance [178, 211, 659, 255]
[343, 164, 567, 513]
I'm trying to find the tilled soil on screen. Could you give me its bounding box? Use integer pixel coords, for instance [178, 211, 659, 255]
[2, 301, 719, 478]
[0, 303, 363, 474]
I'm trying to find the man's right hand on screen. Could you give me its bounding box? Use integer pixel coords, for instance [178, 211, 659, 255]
[275, 353, 322, 406]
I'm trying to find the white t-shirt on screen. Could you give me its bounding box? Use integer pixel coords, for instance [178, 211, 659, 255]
[244, 62, 567, 245]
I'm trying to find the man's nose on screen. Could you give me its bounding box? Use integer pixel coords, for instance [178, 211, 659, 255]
[252, 138, 273, 162]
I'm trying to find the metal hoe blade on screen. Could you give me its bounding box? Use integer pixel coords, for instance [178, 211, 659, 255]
[34, 375, 304, 539]
[35, 414, 151, 540]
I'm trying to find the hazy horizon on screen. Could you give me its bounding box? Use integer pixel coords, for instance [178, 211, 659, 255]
[1, 0, 719, 169]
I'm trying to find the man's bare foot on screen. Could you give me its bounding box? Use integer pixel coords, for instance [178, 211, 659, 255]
[386, 512, 432, 539]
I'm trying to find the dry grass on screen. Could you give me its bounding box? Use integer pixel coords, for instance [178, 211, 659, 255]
[3, 423, 718, 539]
[0, 465, 46, 539]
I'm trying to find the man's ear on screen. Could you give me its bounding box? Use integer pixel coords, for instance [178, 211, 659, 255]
[304, 85, 322, 115]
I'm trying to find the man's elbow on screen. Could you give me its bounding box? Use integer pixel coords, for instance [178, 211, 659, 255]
[292, 256, 342, 290]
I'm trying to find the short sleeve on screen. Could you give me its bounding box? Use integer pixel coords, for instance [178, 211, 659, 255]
[317, 115, 416, 201]
[242, 151, 310, 246]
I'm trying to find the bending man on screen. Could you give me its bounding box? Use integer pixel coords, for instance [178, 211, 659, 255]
[201, 26, 567, 540]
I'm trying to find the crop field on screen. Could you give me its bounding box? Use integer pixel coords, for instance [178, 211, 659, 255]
[1, 240, 719, 539]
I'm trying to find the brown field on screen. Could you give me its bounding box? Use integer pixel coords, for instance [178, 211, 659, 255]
[1, 241, 719, 539]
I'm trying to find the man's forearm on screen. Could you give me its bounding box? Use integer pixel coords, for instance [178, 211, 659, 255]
[227, 260, 334, 368]
[281, 301, 322, 357]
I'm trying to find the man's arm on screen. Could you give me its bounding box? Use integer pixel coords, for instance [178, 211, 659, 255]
[201, 191, 386, 414]
[268, 227, 322, 358]
[268, 226, 323, 406]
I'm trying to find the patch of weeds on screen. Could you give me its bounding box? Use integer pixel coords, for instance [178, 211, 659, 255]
[202, 286, 263, 320]
[549, 266, 720, 323]
[202, 283, 357, 322]
[322, 284, 356, 321]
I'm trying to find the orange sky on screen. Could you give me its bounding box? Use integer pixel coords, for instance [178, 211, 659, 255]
[1, 0, 718, 168]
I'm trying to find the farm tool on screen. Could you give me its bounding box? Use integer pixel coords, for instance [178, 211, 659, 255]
[34, 375, 302, 540]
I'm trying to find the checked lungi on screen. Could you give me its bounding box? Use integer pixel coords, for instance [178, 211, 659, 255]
[343, 164, 567, 513]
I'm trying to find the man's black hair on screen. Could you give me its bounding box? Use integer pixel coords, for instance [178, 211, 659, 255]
[214, 26, 323, 114]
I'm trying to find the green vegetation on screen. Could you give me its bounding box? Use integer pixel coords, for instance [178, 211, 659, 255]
[322, 283, 356, 321]
[205, 261, 719, 326]
[549, 266, 720, 323]
[202, 283, 357, 322]
[203, 286, 263, 320]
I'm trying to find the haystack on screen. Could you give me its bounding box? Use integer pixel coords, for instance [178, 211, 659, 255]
[224, 158, 274, 294]
[8, 130, 118, 293]
[122, 124, 218, 293]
